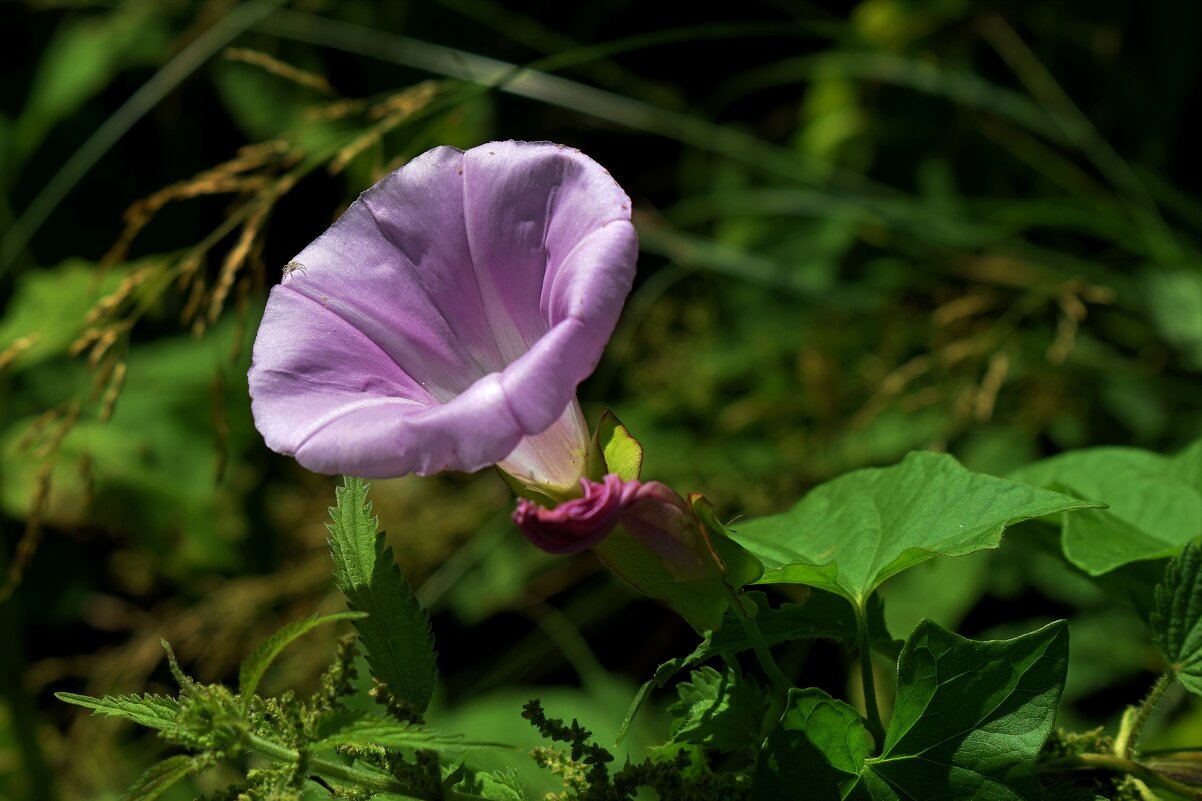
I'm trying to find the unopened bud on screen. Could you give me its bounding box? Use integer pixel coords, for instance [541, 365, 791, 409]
[513, 474, 631, 554]
[620, 482, 709, 579]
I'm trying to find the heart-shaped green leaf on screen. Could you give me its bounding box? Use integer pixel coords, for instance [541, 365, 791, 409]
[1011, 441, 1202, 575]
[756, 619, 1069, 800]
[731, 451, 1097, 606]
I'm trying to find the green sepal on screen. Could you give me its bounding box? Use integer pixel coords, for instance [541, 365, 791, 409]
[586, 409, 643, 481]
[494, 466, 560, 506]
[595, 493, 762, 632]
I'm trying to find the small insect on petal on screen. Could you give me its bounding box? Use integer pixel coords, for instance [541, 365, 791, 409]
[282, 261, 306, 279]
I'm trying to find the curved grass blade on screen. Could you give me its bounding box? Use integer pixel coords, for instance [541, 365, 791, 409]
[237, 610, 366, 714]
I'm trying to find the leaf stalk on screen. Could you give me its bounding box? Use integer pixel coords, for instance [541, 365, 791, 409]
[854, 600, 887, 752]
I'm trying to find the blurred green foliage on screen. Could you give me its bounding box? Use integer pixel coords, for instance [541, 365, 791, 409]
[1, 0, 1200, 798]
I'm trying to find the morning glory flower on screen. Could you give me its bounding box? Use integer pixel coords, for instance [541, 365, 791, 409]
[248, 141, 637, 496]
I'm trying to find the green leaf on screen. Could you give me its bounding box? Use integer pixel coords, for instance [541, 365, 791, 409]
[754, 688, 867, 801]
[755, 620, 1069, 800]
[1152, 541, 1202, 694]
[313, 715, 515, 753]
[669, 666, 766, 752]
[55, 692, 181, 733]
[616, 590, 898, 744]
[329, 477, 438, 717]
[120, 754, 211, 801]
[1011, 443, 1202, 575]
[473, 768, 526, 801]
[586, 410, 643, 481]
[237, 611, 365, 713]
[731, 451, 1098, 605]
[0, 259, 137, 371]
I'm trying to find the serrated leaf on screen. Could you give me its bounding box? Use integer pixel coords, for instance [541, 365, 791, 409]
[1152, 541, 1202, 694]
[473, 768, 526, 801]
[586, 410, 643, 481]
[1010, 442, 1202, 575]
[238, 611, 365, 713]
[731, 451, 1098, 605]
[313, 715, 515, 753]
[755, 620, 1069, 800]
[669, 666, 766, 752]
[55, 692, 181, 733]
[328, 477, 437, 716]
[120, 754, 210, 801]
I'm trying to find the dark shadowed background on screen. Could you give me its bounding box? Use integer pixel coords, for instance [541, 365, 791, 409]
[2, 1, 1201, 798]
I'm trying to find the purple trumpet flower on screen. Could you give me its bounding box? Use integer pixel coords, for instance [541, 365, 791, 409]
[248, 141, 637, 495]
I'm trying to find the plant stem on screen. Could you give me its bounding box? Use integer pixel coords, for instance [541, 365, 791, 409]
[1121, 671, 1176, 759]
[243, 733, 489, 801]
[731, 601, 794, 697]
[854, 601, 887, 752]
[1041, 752, 1202, 800]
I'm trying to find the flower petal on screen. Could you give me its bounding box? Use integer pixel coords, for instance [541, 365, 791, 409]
[249, 141, 637, 477]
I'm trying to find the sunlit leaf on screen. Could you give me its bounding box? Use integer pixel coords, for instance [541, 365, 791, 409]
[732, 451, 1097, 605]
[55, 692, 181, 733]
[1011, 442, 1202, 575]
[328, 476, 438, 717]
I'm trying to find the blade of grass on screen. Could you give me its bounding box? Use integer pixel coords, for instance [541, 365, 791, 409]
[257, 10, 893, 195]
[0, 0, 287, 278]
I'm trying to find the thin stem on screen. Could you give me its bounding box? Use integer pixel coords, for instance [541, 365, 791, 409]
[1040, 753, 1202, 800]
[731, 601, 793, 697]
[1122, 670, 1177, 759]
[854, 601, 887, 752]
[243, 733, 490, 801]
[0, 0, 288, 277]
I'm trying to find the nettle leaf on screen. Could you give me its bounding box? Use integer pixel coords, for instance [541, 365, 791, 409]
[313, 715, 515, 753]
[756, 620, 1069, 801]
[328, 477, 438, 717]
[586, 410, 643, 481]
[731, 451, 1097, 606]
[1010, 441, 1202, 575]
[457, 767, 526, 801]
[1152, 541, 1202, 694]
[237, 611, 365, 714]
[669, 666, 766, 752]
[120, 754, 212, 801]
[55, 692, 181, 733]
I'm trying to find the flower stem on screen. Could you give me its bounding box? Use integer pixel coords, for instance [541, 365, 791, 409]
[243, 733, 489, 801]
[1120, 671, 1176, 759]
[854, 600, 887, 752]
[731, 601, 793, 697]
[1040, 752, 1202, 799]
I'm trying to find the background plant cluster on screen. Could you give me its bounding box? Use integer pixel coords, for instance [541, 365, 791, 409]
[1, 1, 1200, 799]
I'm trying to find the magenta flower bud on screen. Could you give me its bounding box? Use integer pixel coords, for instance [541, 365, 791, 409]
[514, 474, 711, 578]
[513, 474, 633, 554]
[619, 481, 709, 580]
